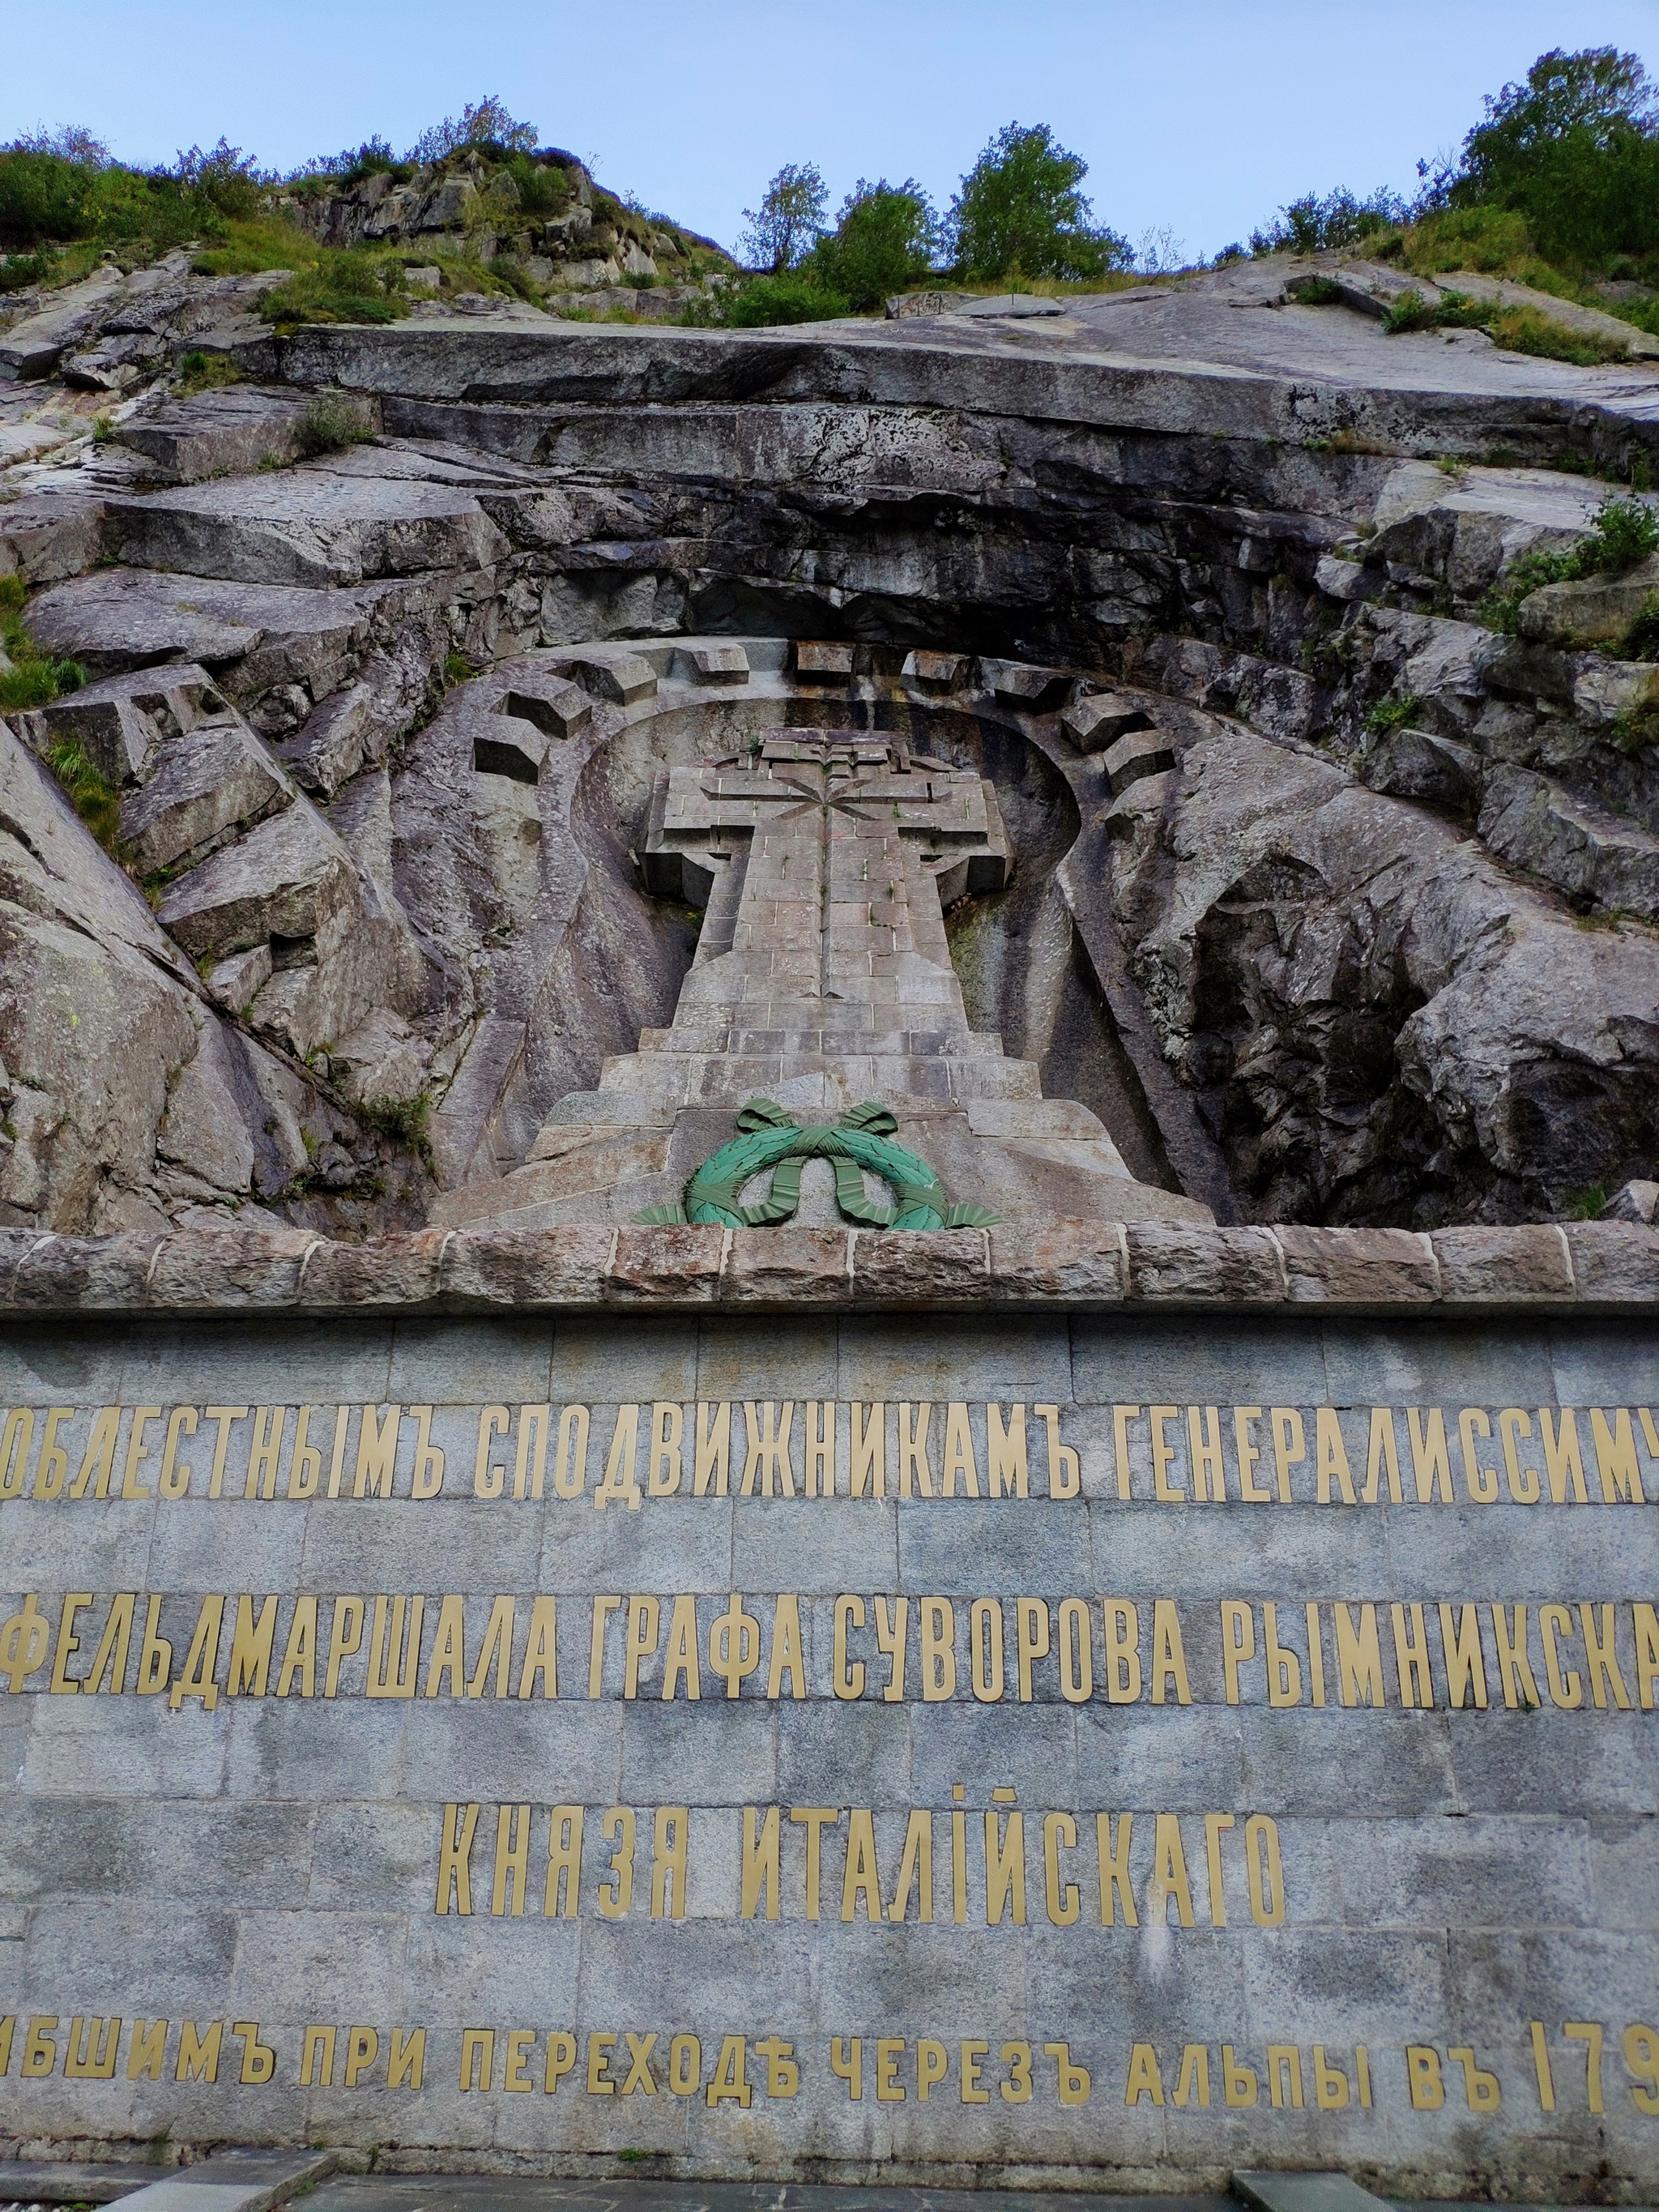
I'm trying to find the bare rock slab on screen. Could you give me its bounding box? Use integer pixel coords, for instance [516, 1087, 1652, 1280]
[120, 716, 292, 874]
[105, 466, 510, 587]
[117, 384, 377, 482]
[156, 802, 355, 958]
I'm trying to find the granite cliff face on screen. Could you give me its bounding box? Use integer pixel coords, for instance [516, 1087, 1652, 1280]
[2, 253, 1658, 1235]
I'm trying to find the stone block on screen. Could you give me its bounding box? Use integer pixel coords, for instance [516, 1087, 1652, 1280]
[987, 1219, 1126, 1300]
[1062, 691, 1154, 754]
[1520, 553, 1659, 645]
[297, 1230, 449, 1308]
[0, 1227, 45, 1301]
[277, 681, 377, 797]
[681, 643, 749, 685]
[693, 1313, 838, 1399]
[1606, 1178, 1659, 1224]
[9, 1231, 160, 1309]
[604, 1223, 726, 1301]
[1432, 1223, 1572, 1300]
[1125, 1222, 1286, 1302]
[901, 647, 969, 689]
[108, 470, 509, 591]
[106, 2141, 338, 2212]
[1277, 1224, 1438, 1304]
[561, 651, 656, 704]
[850, 1228, 988, 1303]
[471, 722, 545, 784]
[0, 2166, 151, 2204]
[1564, 1221, 1659, 1300]
[1320, 1315, 1556, 1408]
[1099, 728, 1178, 794]
[145, 1223, 315, 1307]
[1360, 724, 1481, 818]
[992, 662, 1072, 712]
[794, 639, 855, 680]
[0, 270, 125, 380]
[719, 1227, 851, 1303]
[1235, 2167, 1390, 2212]
[620, 1702, 777, 1803]
[497, 681, 590, 740]
[0, 493, 105, 589]
[441, 1225, 614, 1305]
[118, 386, 373, 483]
[41, 663, 232, 787]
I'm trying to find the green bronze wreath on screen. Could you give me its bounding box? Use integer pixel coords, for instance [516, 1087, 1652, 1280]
[634, 1098, 1000, 1231]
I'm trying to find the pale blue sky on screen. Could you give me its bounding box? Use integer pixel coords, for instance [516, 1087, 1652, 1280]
[5, 1, 1657, 260]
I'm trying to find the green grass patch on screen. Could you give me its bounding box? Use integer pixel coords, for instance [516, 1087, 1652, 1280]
[1610, 702, 1659, 754]
[1364, 690, 1422, 734]
[486, 254, 540, 303]
[1488, 304, 1630, 365]
[0, 248, 59, 293]
[262, 249, 412, 329]
[1622, 594, 1659, 660]
[189, 212, 311, 276]
[1381, 286, 1491, 335]
[180, 214, 423, 328]
[294, 394, 374, 457]
[177, 348, 243, 396]
[1362, 206, 1645, 360]
[0, 574, 85, 713]
[357, 1088, 433, 1168]
[718, 272, 851, 327]
[1480, 495, 1659, 630]
[43, 737, 122, 851]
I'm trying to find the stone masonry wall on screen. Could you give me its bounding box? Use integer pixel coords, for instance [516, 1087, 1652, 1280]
[0, 1228, 1657, 2195]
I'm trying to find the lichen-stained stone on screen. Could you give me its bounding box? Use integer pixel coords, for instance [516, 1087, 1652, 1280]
[1431, 1222, 1573, 1300]
[117, 385, 378, 484]
[721, 1226, 852, 1304]
[557, 649, 657, 704]
[850, 1225, 988, 1301]
[298, 1229, 450, 1309]
[442, 1224, 615, 1305]
[6, 1229, 158, 1308]
[605, 1222, 726, 1300]
[0, 267, 127, 378]
[145, 1221, 315, 1306]
[1563, 1220, 1659, 1300]
[41, 663, 232, 786]
[1126, 1221, 1286, 1301]
[989, 660, 1073, 712]
[1277, 1224, 1438, 1305]
[987, 1219, 1126, 1301]
[679, 641, 749, 685]
[119, 720, 293, 876]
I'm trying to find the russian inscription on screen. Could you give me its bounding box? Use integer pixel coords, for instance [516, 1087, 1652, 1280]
[0, 1310, 1655, 2186]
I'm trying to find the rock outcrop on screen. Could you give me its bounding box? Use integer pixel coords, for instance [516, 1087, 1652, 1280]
[3, 251, 1659, 1232]
[267, 145, 725, 314]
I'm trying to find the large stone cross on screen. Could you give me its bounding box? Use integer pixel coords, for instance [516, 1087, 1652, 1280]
[642, 728, 1008, 1039]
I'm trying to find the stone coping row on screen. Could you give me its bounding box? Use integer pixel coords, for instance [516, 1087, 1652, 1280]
[0, 1219, 1654, 1320]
